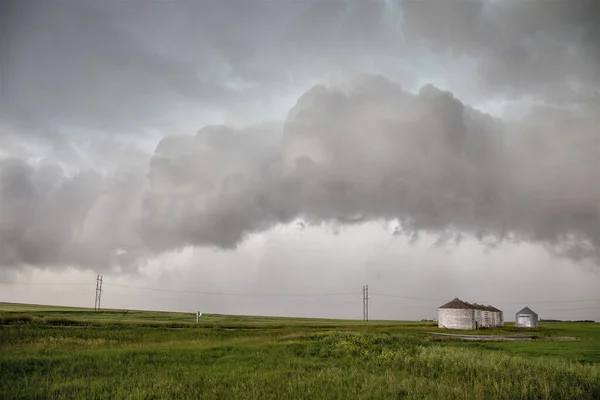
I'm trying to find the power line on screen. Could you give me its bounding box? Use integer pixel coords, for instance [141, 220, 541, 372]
[105, 289, 361, 305]
[478, 299, 600, 305]
[0, 281, 358, 297]
[370, 293, 447, 302]
[0, 281, 91, 285]
[539, 306, 600, 312]
[2, 280, 598, 306]
[370, 292, 600, 305]
[103, 283, 359, 298]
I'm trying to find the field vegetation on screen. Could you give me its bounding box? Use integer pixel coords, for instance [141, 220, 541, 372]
[1, 302, 599, 399]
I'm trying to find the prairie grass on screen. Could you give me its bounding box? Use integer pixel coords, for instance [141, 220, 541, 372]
[1, 302, 599, 399]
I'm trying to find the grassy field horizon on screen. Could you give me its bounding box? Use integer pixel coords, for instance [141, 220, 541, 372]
[0, 301, 435, 324]
[0, 301, 389, 322]
[2, 301, 599, 399]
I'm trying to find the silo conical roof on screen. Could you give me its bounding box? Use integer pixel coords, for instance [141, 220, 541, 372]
[439, 298, 475, 309]
[516, 306, 537, 315]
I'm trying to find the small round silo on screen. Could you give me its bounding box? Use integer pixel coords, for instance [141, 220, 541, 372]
[438, 298, 477, 330]
[515, 306, 539, 328]
[486, 305, 503, 327]
[481, 305, 494, 328]
[470, 303, 485, 328]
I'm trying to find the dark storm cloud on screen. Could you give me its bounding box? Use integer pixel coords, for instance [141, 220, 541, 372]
[0, 0, 235, 133]
[2, 0, 597, 137]
[0, 1, 598, 272]
[141, 75, 599, 263]
[0, 0, 407, 137]
[140, 122, 282, 252]
[0, 73, 598, 271]
[0, 157, 146, 270]
[401, 0, 600, 100]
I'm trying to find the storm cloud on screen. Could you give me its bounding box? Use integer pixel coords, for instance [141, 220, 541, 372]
[402, 0, 600, 101]
[0, 157, 145, 270]
[0, 1, 598, 273]
[141, 75, 599, 262]
[1, 74, 598, 270]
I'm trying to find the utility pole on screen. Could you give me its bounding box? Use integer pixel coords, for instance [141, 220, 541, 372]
[363, 285, 369, 322]
[98, 275, 103, 311]
[95, 275, 103, 311]
[362, 284, 369, 322]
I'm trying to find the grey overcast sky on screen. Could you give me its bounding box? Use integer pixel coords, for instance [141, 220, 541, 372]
[1, 0, 599, 321]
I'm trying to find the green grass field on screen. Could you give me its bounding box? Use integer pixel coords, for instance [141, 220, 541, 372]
[1, 302, 599, 399]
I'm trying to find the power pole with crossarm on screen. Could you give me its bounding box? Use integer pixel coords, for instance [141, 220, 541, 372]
[362, 284, 369, 321]
[94, 275, 103, 311]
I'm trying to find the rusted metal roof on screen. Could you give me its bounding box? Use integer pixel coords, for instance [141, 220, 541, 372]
[439, 298, 475, 309]
[472, 303, 489, 311]
[440, 298, 503, 312]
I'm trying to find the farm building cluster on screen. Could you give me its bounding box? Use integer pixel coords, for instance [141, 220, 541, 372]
[437, 298, 504, 330]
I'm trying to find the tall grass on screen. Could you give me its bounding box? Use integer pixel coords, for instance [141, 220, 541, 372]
[2, 327, 599, 399]
[1, 305, 599, 399]
[296, 332, 600, 399]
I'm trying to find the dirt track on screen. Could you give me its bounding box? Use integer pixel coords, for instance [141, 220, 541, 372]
[427, 332, 536, 341]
